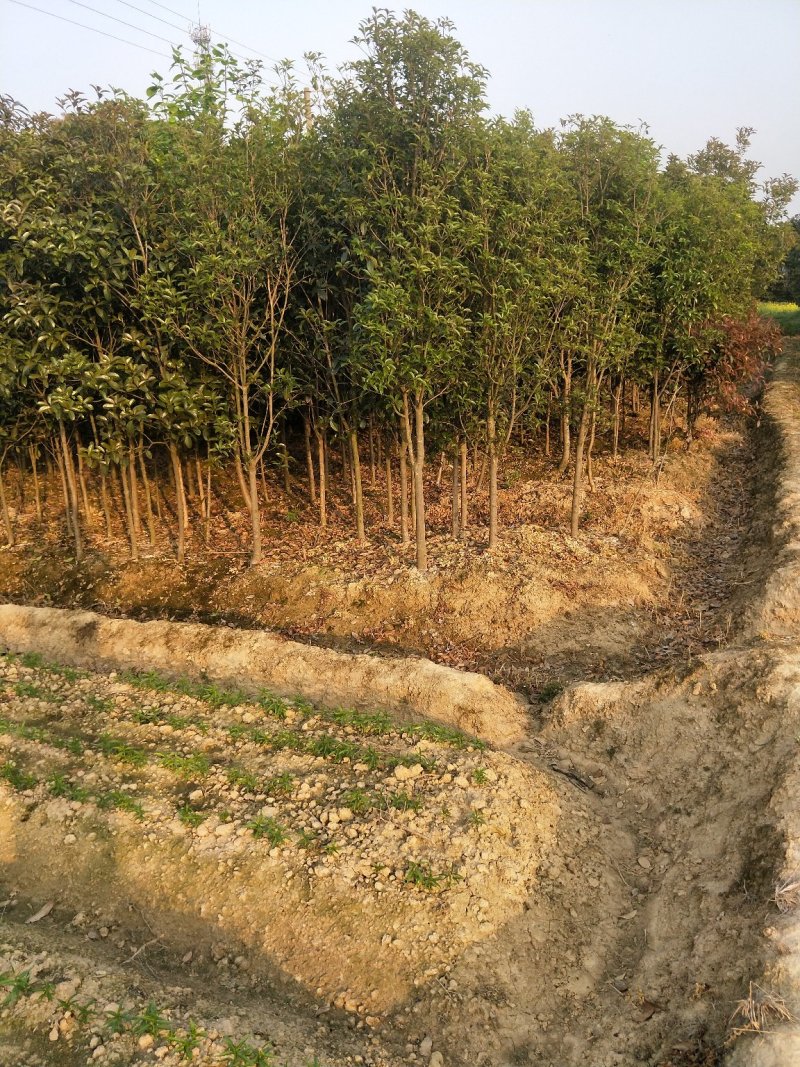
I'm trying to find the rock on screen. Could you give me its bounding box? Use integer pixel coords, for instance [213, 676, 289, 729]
[63, 833, 77, 845]
[637, 856, 652, 870]
[138, 1034, 155, 1050]
[420, 1036, 433, 1057]
[429, 1054, 444, 1067]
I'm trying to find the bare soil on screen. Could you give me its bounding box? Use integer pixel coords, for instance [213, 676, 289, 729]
[2, 350, 800, 1067]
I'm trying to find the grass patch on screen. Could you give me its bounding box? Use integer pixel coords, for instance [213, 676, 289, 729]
[246, 815, 287, 846]
[98, 734, 148, 767]
[177, 804, 206, 828]
[0, 762, 37, 791]
[96, 790, 145, 819]
[759, 301, 800, 336]
[157, 752, 211, 778]
[48, 774, 90, 802]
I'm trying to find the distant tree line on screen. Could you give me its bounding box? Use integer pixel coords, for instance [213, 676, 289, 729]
[0, 10, 795, 570]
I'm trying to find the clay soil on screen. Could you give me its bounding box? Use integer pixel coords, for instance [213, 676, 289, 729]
[2, 351, 800, 1067]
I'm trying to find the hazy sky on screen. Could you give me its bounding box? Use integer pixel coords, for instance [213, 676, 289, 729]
[2, 0, 799, 212]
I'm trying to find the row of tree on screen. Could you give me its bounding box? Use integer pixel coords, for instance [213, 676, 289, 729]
[0, 10, 795, 569]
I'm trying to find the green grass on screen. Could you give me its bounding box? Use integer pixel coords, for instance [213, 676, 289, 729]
[759, 301, 800, 336]
[98, 734, 148, 767]
[0, 762, 37, 791]
[96, 790, 145, 819]
[157, 751, 211, 778]
[48, 774, 90, 802]
[177, 804, 206, 828]
[246, 815, 287, 846]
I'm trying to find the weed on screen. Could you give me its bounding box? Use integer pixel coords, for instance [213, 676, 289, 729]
[405, 720, 482, 750]
[19, 652, 44, 669]
[264, 772, 295, 797]
[323, 840, 339, 856]
[296, 829, 318, 849]
[247, 816, 287, 846]
[221, 1036, 274, 1066]
[731, 981, 794, 1034]
[537, 680, 564, 704]
[0, 762, 37, 791]
[342, 787, 373, 814]
[177, 804, 206, 828]
[468, 808, 486, 829]
[307, 736, 358, 762]
[104, 1004, 135, 1035]
[389, 791, 422, 813]
[98, 734, 148, 767]
[157, 752, 211, 778]
[171, 1020, 205, 1057]
[404, 862, 441, 890]
[48, 774, 90, 802]
[85, 694, 113, 714]
[473, 768, 488, 785]
[14, 681, 58, 702]
[270, 729, 304, 752]
[96, 790, 144, 819]
[257, 692, 288, 719]
[328, 706, 393, 736]
[130, 999, 172, 1039]
[227, 767, 259, 792]
[291, 696, 314, 715]
[0, 970, 34, 1008]
[59, 996, 95, 1023]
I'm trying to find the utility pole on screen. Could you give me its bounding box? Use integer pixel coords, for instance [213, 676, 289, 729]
[303, 87, 313, 132]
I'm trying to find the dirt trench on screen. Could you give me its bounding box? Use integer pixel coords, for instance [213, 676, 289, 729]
[1, 348, 800, 1067]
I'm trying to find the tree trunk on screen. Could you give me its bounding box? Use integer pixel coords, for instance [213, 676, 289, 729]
[649, 371, 662, 462]
[399, 437, 410, 545]
[586, 410, 597, 492]
[235, 455, 252, 513]
[120, 461, 139, 561]
[436, 452, 445, 488]
[0, 463, 14, 547]
[247, 456, 262, 566]
[368, 416, 376, 488]
[169, 444, 187, 564]
[544, 396, 551, 457]
[570, 399, 591, 538]
[459, 438, 468, 535]
[29, 446, 42, 522]
[315, 430, 327, 528]
[76, 447, 91, 521]
[128, 443, 141, 542]
[612, 378, 623, 459]
[349, 427, 366, 542]
[195, 453, 206, 519]
[140, 443, 157, 547]
[57, 445, 75, 550]
[58, 422, 82, 560]
[451, 445, 461, 539]
[488, 413, 499, 549]
[558, 364, 572, 475]
[303, 417, 316, 505]
[100, 470, 113, 540]
[385, 445, 394, 527]
[403, 393, 427, 573]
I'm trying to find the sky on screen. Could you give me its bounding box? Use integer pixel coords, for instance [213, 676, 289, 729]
[1, 0, 799, 212]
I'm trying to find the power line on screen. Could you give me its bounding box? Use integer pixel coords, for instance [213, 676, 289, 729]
[66, 0, 181, 47]
[110, 0, 188, 35]
[6, 0, 170, 58]
[139, 0, 284, 66]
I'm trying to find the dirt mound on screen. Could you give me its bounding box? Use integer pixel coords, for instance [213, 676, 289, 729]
[0, 604, 527, 748]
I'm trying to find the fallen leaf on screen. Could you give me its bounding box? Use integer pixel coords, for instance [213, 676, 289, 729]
[26, 900, 54, 924]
